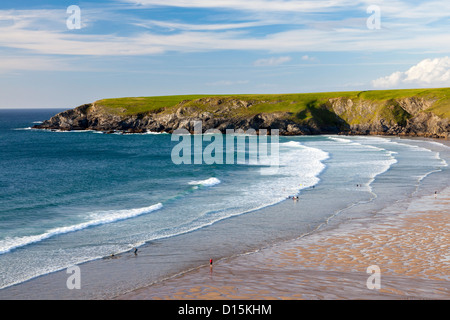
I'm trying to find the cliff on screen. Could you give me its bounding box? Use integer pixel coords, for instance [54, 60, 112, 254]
[34, 88, 450, 138]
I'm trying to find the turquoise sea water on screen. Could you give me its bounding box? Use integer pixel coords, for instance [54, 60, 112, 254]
[0, 109, 448, 297]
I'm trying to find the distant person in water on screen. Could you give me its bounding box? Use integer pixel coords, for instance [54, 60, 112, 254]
[134, 247, 138, 255]
[435, 191, 437, 199]
[210, 258, 213, 268]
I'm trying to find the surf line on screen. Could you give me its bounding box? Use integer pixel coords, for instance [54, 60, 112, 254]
[171, 121, 280, 175]
[0, 203, 163, 255]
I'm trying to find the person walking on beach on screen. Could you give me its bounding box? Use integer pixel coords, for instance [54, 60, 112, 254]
[209, 258, 214, 274]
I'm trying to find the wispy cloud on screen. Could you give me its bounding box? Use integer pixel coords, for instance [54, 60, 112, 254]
[0, 56, 75, 73]
[1, 22, 449, 60]
[254, 56, 292, 67]
[1, 0, 449, 108]
[123, 0, 361, 13]
[371, 0, 450, 21]
[301, 55, 318, 62]
[132, 20, 268, 31]
[0, 2, 449, 69]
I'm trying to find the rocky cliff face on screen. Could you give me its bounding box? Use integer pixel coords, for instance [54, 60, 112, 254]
[34, 96, 449, 138]
[328, 97, 449, 138]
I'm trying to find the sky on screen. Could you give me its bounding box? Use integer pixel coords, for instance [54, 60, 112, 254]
[0, 0, 449, 109]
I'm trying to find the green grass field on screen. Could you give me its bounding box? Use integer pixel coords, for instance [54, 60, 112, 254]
[93, 88, 450, 122]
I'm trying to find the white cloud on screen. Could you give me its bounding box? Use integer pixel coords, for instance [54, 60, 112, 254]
[372, 57, 450, 88]
[254, 56, 292, 66]
[372, 71, 405, 88]
[301, 55, 318, 62]
[404, 57, 450, 84]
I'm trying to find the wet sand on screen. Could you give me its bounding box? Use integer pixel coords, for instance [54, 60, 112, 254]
[118, 187, 450, 300]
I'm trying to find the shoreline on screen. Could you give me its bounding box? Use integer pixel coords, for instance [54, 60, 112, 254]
[116, 137, 450, 300]
[30, 124, 450, 140]
[117, 187, 450, 300]
[0, 136, 449, 300]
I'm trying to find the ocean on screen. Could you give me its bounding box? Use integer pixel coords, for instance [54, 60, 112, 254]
[0, 109, 449, 299]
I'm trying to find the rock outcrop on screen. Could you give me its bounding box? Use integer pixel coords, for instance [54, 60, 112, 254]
[34, 95, 449, 138]
[328, 97, 448, 138]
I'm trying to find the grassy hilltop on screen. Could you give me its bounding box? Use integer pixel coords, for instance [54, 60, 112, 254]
[36, 87, 450, 138]
[93, 88, 450, 127]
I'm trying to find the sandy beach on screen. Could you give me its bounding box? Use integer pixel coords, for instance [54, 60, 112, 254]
[118, 186, 450, 300]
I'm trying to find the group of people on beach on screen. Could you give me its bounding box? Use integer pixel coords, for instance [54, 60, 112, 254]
[288, 183, 367, 202]
[287, 185, 319, 201]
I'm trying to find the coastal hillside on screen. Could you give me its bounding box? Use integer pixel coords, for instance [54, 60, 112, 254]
[34, 88, 450, 138]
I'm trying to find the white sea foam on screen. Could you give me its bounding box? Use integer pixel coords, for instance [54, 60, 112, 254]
[234, 141, 329, 206]
[342, 136, 450, 192]
[328, 136, 387, 151]
[144, 142, 330, 251]
[327, 136, 400, 191]
[117, 131, 169, 135]
[328, 136, 352, 143]
[281, 141, 303, 147]
[427, 141, 450, 149]
[143, 131, 169, 135]
[278, 142, 329, 193]
[0, 203, 163, 255]
[175, 142, 330, 233]
[392, 138, 450, 150]
[188, 177, 221, 187]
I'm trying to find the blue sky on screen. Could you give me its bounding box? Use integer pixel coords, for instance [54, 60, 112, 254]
[0, 0, 449, 108]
